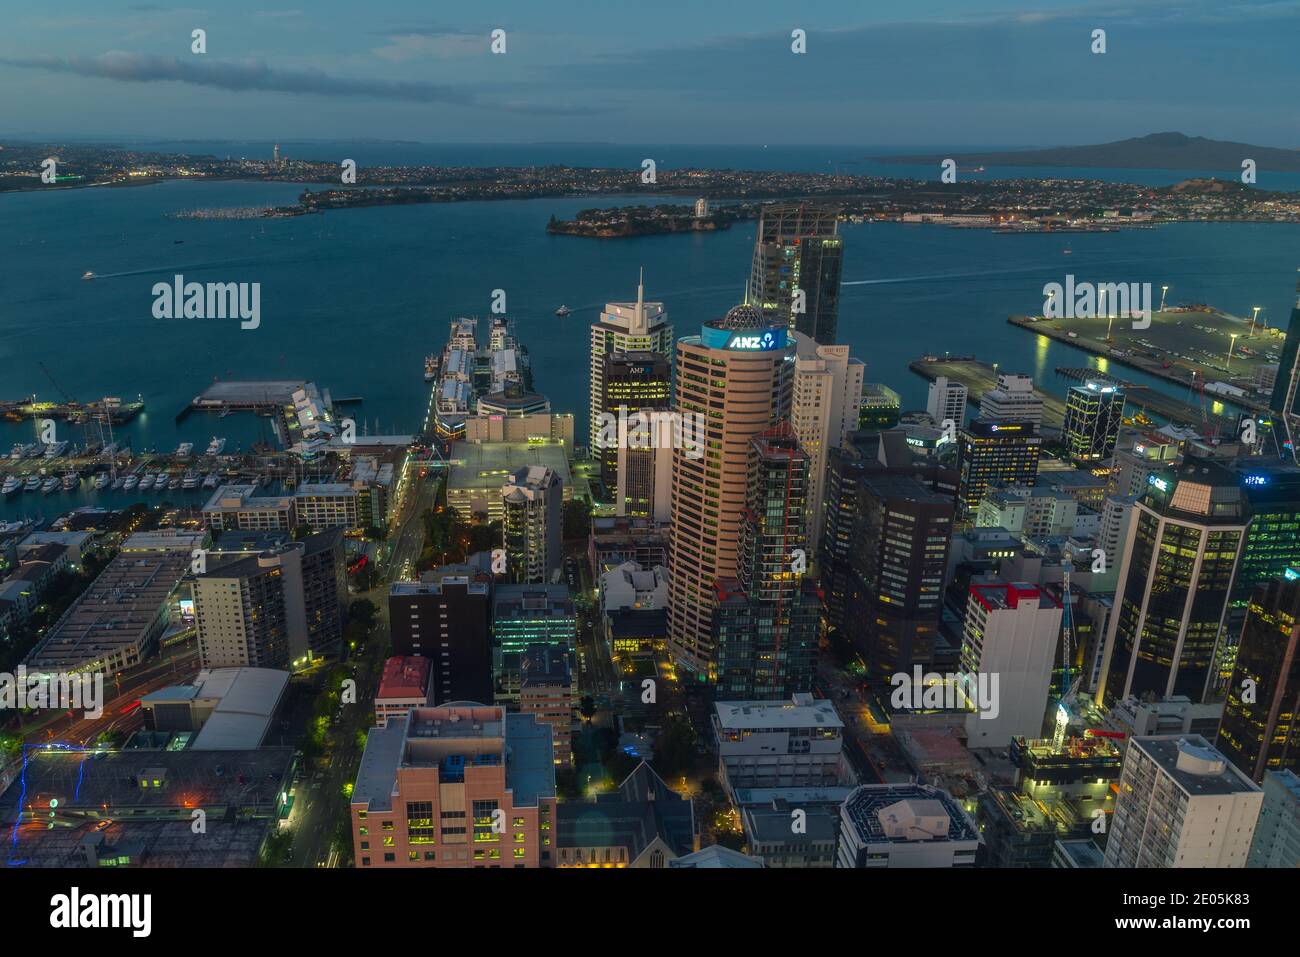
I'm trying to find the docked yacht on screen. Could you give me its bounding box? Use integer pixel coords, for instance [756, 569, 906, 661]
[23, 475, 41, 492]
[93, 472, 110, 490]
[166, 474, 182, 491]
[177, 442, 194, 458]
[202, 470, 221, 490]
[182, 470, 200, 490]
[41, 476, 59, 494]
[43, 441, 69, 459]
[123, 474, 140, 491]
[61, 472, 79, 490]
[205, 437, 227, 456]
[137, 473, 155, 491]
[1, 475, 20, 495]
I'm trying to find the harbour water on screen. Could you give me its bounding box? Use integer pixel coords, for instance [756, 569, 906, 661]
[3, 160, 1299, 520]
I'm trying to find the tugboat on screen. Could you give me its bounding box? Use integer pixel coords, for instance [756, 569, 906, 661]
[424, 354, 437, 382]
[554, 305, 571, 317]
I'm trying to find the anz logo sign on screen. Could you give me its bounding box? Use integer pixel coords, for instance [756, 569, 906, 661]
[729, 330, 779, 350]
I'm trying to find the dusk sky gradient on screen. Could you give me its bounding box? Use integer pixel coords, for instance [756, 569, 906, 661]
[2, 0, 1298, 147]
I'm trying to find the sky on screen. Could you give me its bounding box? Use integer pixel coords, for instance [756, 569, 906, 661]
[1, 0, 1298, 147]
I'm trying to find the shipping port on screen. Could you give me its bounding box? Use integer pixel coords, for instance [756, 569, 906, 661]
[1008, 303, 1278, 414]
[909, 355, 1240, 435]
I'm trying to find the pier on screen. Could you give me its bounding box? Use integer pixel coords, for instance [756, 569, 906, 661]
[909, 356, 1238, 434]
[0, 397, 143, 424]
[1007, 308, 1274, 415]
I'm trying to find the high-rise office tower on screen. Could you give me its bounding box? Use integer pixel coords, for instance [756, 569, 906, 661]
[667, 304, 795, 680]
[960, 581, 1062, 749]
[589, 274, 673, 495]
[389, 568, 492, 705]
[1062, 381, 1126, 462]
[926, 376, 968, 430]
[791, 332, 864, 553]
[501, 465, 563, 585]
[1098, 457, 1249, 705]
[193, 528, 346, 671]
[1228, 464, 1300, 632]
[1218, 579, 1300, 782]
[1103, 735, 1262, 868]
[492, 584, 576, 705]
[846, 472, 955, 680]
[819, 443, 871, 633]
[1268, 272, 1300, 455]
[956, 419, 1042, 520]
[601, 350, 672, 518]
[713, 429, 820, 699]
[1247, 769, 1300, 868]
[745, 203, 843, 343]
[979, 374, 1043, 426]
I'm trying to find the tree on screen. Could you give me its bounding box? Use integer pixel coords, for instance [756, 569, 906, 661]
[579, 694, 597, 723]
[562, 498, 592, 541]
[654, 718, 698, 779]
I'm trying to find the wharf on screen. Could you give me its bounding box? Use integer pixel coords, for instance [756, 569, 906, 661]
[909, 356, 1238, 434]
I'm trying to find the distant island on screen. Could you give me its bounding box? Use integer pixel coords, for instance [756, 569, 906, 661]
[546, 204, 757, 238]
[876, 132, 1300, 174]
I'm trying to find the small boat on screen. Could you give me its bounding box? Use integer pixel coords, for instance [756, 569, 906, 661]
[82, 271, 95, 281]
[554, 305, 571, 317]
[123, 474, 140, 491]
[41, 476, 60, 494]
[1, 476, 20, 495]
[93, 473, 110, 490]
[62, 472, 80, 490]
[24, 475, 41, 492]
[167, 475, 182, 491]
[182, 470, 200, 490]
[202, 470, 221, 489]
[206, 437, 226, 456]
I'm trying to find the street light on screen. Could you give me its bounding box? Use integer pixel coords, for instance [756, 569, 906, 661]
[1227, 333, 1239, 369]
[1249, 306, 1261, 338]
[1159, 285, 1169, 312]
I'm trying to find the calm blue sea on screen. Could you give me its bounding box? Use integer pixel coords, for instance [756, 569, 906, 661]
[2, 144, 1298, 520]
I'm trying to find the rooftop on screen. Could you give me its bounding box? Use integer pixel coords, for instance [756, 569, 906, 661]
[714, 694, 844, 731]
[1131, 735, 1262, 798]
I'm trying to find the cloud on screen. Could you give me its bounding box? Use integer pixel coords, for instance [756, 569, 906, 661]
[0, 51, 596, 113]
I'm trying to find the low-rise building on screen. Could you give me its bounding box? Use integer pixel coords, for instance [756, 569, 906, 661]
[836, 784, 980, 868]
[713, 694, 847, 798]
